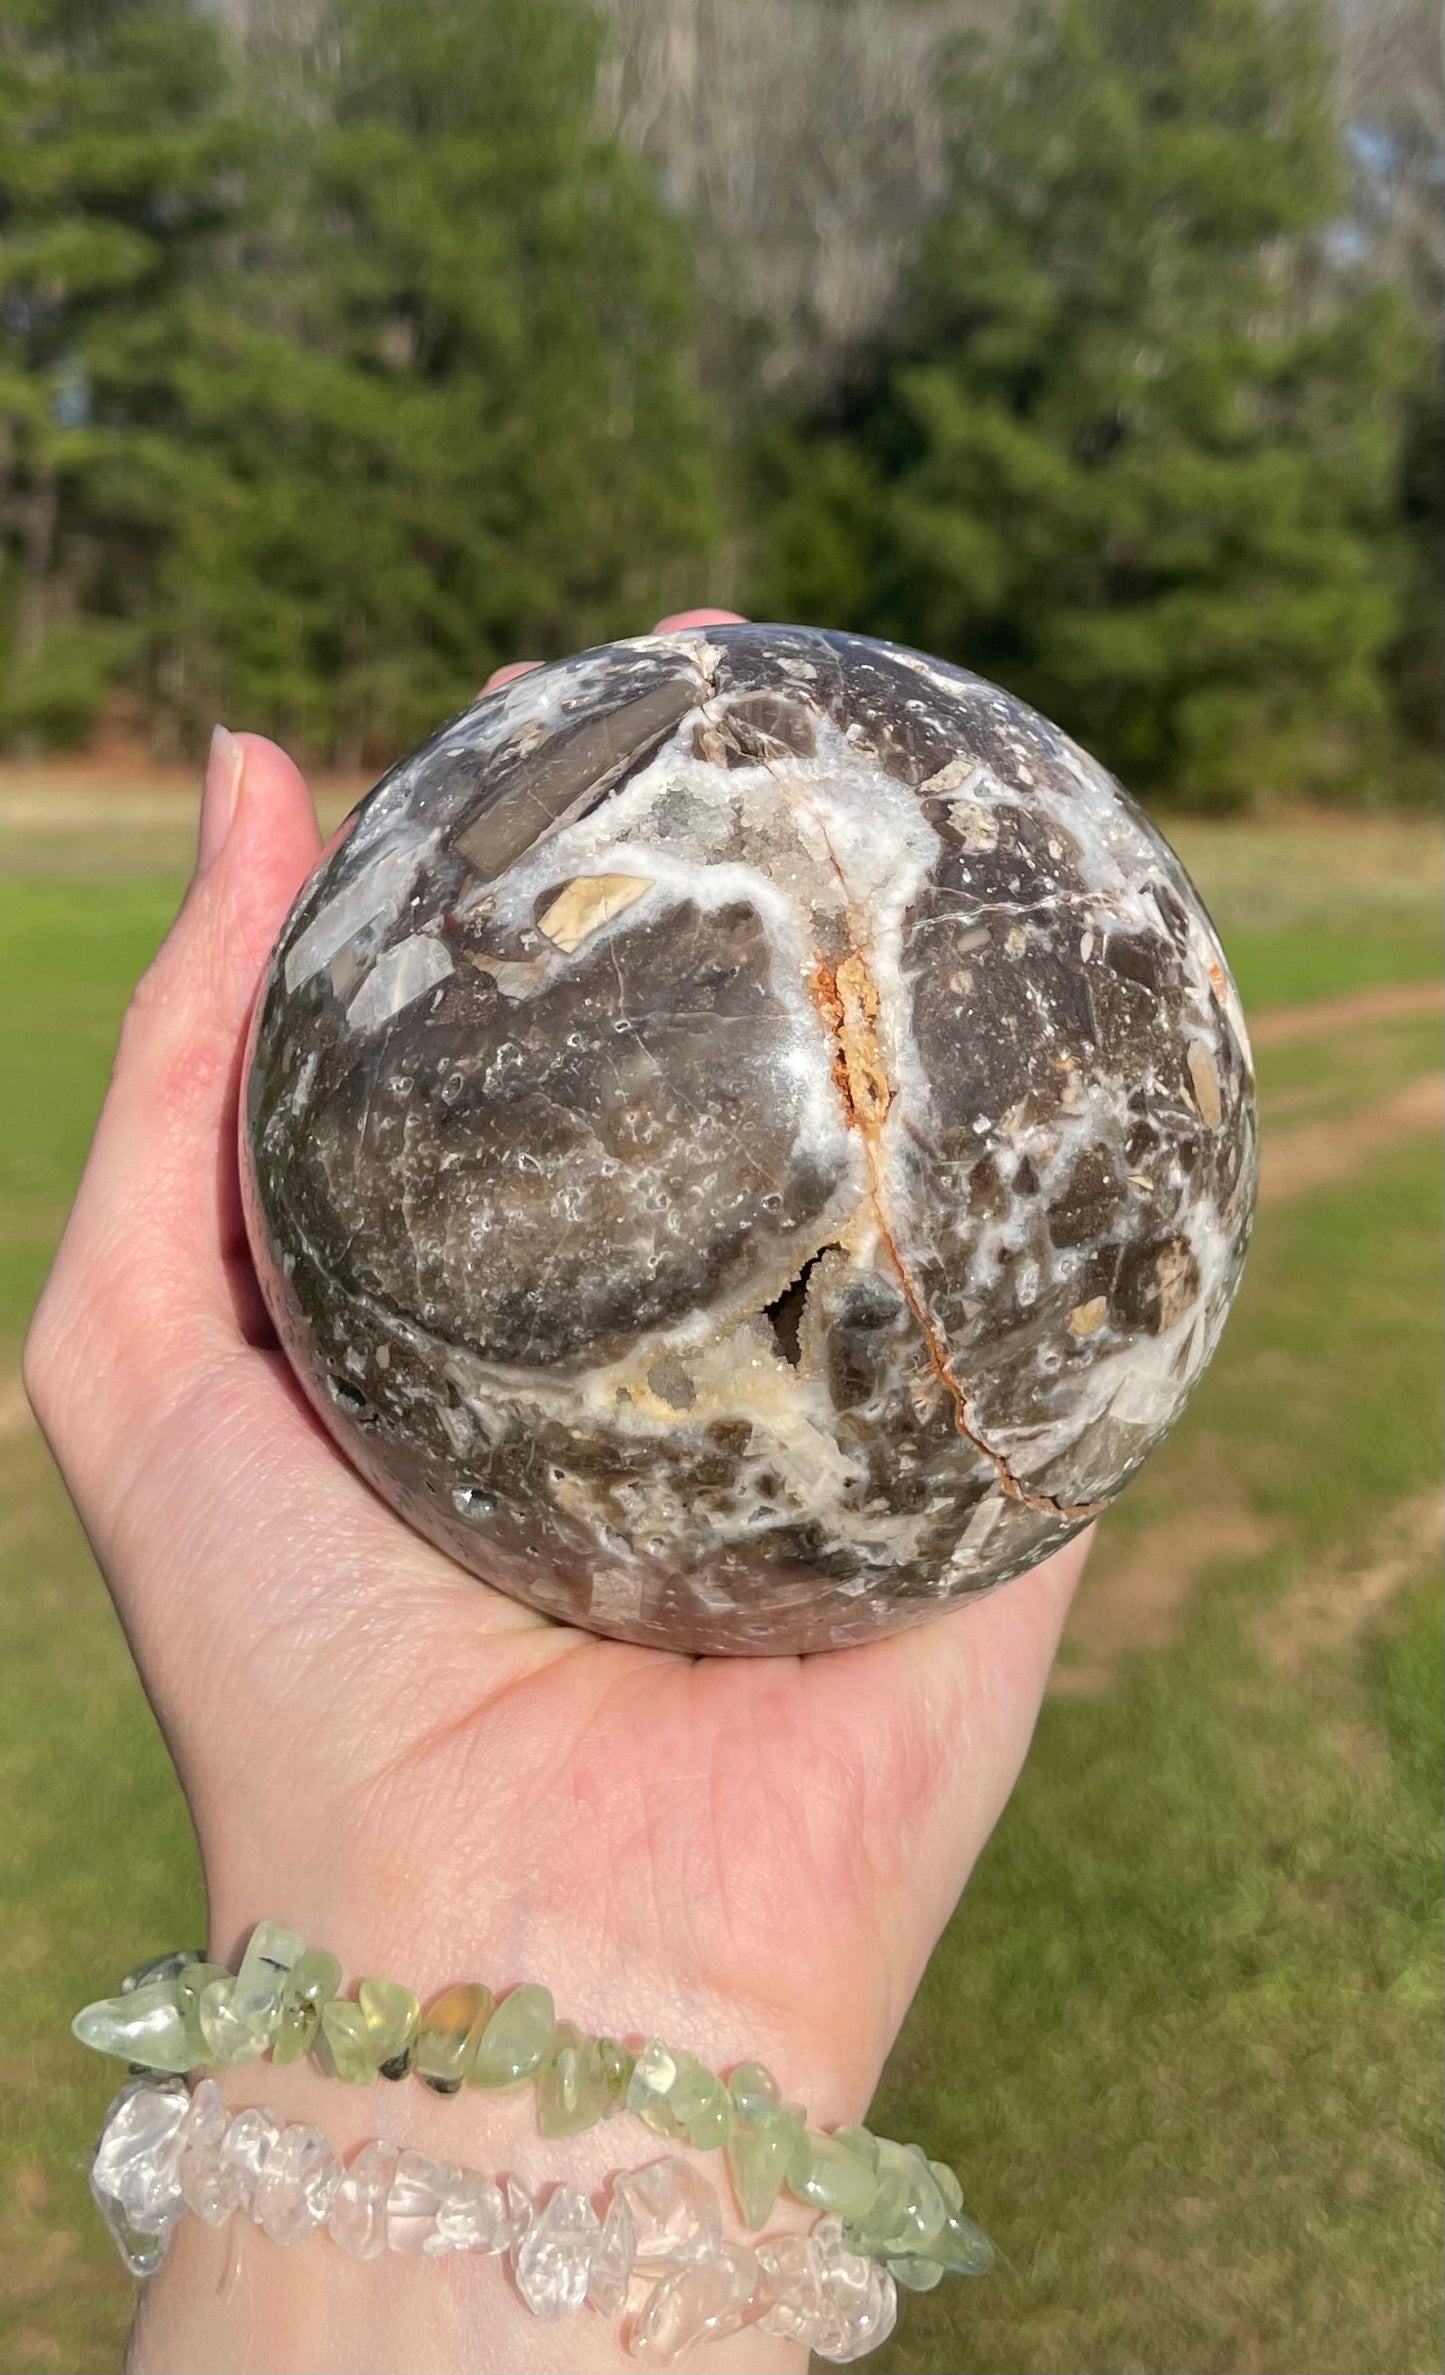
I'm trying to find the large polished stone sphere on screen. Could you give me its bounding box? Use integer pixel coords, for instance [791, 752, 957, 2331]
[241, 626, 1257, 1654]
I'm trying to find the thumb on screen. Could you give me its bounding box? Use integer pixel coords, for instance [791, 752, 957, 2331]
[27, 732, 324, 1448]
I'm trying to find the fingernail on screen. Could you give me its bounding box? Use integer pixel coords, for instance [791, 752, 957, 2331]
[197, 725, 244, 874]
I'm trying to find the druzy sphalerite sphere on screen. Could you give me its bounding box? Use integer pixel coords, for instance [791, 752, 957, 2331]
[242, 627, 1257, 1654]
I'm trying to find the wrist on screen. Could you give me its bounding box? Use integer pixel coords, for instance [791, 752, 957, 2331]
[136, 2218, 809, 2374]
[199, 1863, 889, 2131]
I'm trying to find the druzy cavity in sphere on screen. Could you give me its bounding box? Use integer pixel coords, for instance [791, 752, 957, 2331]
[241, 626, 1257, 1654]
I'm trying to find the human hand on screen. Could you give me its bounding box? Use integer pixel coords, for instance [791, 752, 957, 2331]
[25, 611, 1089, 2372]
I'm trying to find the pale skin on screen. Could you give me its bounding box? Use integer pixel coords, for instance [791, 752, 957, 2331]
[24, 611, 1089, 2374]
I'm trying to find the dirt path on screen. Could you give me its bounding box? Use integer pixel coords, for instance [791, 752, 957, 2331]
[1249, 979, 1442, 1045]
[1255, 1489, 1444, 1674]
[1258, 1072, 1443, 1209]
[1053, 1502, 1281, 1697]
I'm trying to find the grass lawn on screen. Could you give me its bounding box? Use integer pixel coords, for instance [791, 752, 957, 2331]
[0, 809, 1439, 2372]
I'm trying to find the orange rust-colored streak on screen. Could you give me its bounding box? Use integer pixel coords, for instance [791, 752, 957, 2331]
[810, 953, 891, 1130]
[807, 944, 1103, 1525]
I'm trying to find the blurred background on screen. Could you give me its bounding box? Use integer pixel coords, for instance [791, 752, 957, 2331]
[0, 1, 1440, 2369]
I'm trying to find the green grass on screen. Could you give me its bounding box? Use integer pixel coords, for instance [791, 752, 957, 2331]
[0, 880, 184, 1357]
[0, 816, 1440, 2372]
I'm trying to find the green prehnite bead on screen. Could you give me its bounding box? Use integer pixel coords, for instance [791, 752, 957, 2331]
[666, 2050, 716, 2125]
[789, 2131, 881, 2225]
[922, 2210, 995, 2276]
[627, 2038, 672, 2103]
[319, 1999, 382, 2083]
[726, 2060, 780, 2123]
[590, 2036, 634, 2109]
[357, 1976, 420, 2077]
[886, 2253, 947, 2293]
[197, 1978, 270, 2066]
[471, 1983, 554, 2088]
[175, 1962, 229, 2020]
[638, 2096, 687, 2139]
[850, 2138, 948, 2254]
[725, 2102, 804, 2230]
[888, 2140, 949, 2249]
[663, 2050, 735, 2149]
[835, 2125, 880, 2173]
[536, 2021, 615, 2138]
[172, 1961, 229, 2063]
[230, 1922, 304, 2030]
[120, 1949, 206, 1995]
[413, 1983, 494, 2093]
[928, 2159, 964, 2216]
[274, 1950, 343, 2066]
[854, 2160, 910, 2245]
[72, 1981, 194, 2074]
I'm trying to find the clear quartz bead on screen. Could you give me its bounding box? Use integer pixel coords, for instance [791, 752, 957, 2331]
[615, 2157, 723, 2273]
[512, 2184, 600, 2317]
[811, 2219, 899, 2364]
[758, 2223, 898, 2362]
[386, 2149, 458, 2253]
[628, 2242, 761, 2366]
[756, 2232, 826, 2341]
[219, 2106, 283, 2216]
[89, 2079, 189, 2274]
[177, 2077, 227, 2157]
[175, 2079, 238, 2226]
[252, 2121, 342, 2245]
[328, 2141, 400, 2260]
[431, 2170, 512, 2256]
[180, 2135, 243, 2225]
[587, 2193, 637, 2317]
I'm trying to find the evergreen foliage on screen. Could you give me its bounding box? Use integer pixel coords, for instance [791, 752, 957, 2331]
[0, 0, 1435, 797]
[1, 0, 718, 761]
[158, 0, 719, 760]
[0, 0, 241, 744]
[752, 0, 1427, 808]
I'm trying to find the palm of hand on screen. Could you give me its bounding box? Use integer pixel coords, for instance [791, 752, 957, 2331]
[27, 681, 1084, 2125]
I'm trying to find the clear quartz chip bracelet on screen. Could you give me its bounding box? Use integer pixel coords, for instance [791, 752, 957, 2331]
[90, 2077, 901, 2366]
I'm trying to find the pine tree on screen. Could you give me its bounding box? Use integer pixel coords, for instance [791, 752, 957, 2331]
[159, 0, 722, 763]
[0, 0, 242, 745]
[754, 0, 1418, 808]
